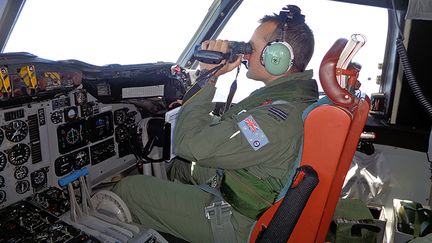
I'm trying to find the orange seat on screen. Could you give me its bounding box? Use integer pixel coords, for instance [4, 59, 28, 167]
[249, 38, 370, 243]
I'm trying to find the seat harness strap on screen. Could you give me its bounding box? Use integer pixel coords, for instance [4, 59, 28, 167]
[198, 169, 237, 243]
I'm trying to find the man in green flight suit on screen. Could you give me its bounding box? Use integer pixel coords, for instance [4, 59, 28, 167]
[113, 5, 317, 243]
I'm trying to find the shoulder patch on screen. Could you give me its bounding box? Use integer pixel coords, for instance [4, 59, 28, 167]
[267, 105, 288, 121]
[237, 115, 269, 151]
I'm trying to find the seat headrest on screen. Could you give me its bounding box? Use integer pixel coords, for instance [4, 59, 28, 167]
[319, 38, 356, 108]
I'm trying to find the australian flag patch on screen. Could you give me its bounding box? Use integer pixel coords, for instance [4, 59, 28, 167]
[238, 115, 269, 151]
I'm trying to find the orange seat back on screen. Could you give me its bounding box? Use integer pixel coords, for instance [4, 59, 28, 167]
[312, 98, 370, 243]
[291, 38, 371, 243]
[249, 38, 370, 243]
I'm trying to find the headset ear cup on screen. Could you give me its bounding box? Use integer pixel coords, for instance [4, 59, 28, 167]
[262, 42, 294, 75]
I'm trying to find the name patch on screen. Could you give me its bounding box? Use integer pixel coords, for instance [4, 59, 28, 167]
[238, 115, 269, 151]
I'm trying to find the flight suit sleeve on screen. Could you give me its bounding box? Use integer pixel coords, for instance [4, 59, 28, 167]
[174, 84, 300, 170]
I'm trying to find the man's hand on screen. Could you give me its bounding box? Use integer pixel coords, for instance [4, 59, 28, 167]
[200, 40, 242, 78]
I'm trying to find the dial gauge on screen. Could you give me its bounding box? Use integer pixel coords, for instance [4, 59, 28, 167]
[54, 156, 73, 176]
[0, 152, 6, 172]
[66, 128, 80, 144]
[31, 170, 47, 186]
[16, 180, 30, 194]
[51, 111, 63, 124]
[14, 166, 29, 180]
[57, 120, 88, 154]
[7, 143, 31, 165]
[3, 120, 28, 142]
[74, 149, 89, 169]
[64, 107, 78, 121]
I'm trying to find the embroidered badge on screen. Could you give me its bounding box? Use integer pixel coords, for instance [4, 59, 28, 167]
[237, 115, 269, 151]
[268, 106, 288, 120]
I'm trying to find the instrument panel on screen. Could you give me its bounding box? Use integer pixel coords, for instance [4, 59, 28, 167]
[0, 88, 141, 208]
[0, 52, 188, 210]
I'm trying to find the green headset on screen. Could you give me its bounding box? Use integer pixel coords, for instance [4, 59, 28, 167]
[260, 40, 294, 75]
[260, 5, 305, 76]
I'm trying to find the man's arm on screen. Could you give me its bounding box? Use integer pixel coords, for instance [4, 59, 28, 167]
[174, 97, 300, 170]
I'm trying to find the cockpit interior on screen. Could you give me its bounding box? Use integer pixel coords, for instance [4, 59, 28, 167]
[0, 0, 431, 242]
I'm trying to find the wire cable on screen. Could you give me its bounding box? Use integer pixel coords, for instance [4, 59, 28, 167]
[391, 0, 432, 119]
[396, 40, 432, 118]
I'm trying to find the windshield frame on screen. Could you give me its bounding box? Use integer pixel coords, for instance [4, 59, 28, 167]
[0, 0, 25, 52]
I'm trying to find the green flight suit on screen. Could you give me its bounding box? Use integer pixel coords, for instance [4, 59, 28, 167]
[113, 70, 318, 243]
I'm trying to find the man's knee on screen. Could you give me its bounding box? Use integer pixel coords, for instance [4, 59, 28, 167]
[112, 175, 143, 198]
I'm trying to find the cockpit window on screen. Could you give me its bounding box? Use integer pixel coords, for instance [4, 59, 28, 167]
[3, 0, 213, 65]
[4, 0, 388, 103]
[215, 0, 388, 102]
